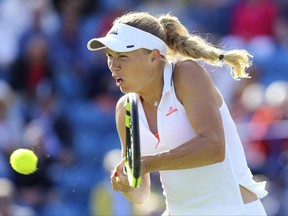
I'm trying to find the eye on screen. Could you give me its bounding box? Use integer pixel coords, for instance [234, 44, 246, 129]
[106, 53, 113, 58]
[119, 55, 128, 58]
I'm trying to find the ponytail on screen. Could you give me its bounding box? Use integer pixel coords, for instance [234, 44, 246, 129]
[158, 14, 252, 79]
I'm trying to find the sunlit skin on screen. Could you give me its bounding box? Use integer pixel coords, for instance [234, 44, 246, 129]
[106, 48, 164, 105]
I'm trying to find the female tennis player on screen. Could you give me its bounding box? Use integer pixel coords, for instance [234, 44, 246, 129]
[87, 12, 268, 216]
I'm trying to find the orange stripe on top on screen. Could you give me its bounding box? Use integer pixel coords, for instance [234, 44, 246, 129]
[154, 133, 160, 149]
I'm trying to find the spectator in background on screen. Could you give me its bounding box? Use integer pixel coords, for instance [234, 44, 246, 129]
[8, 34, 53, 100]
[26, 79, 72, 149]
[222, 0, 279, 66]
[0, 80, 24, 178]
[10, 80, 71, 214]
[236, 81, 288, 215]
[0, 0, 59, 75]
[183, 0, 232, 38]
[48, 0, 88, 101]
[229, 0, 279, 41]
[17, 0, 59, 58]
[136, 0, 186, 18]
[257, 9, 288, 84]
[0, 178, 36, 216]
[216, 0, 280, 103]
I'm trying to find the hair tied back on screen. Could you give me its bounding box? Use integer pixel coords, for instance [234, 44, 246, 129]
[219, 54, 224, 61]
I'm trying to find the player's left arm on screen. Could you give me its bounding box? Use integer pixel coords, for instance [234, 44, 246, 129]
[142, 60, 226, 173]
[111, 94, 151, 204]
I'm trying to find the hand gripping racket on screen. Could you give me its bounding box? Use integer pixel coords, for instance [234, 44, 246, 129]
[124, 93, 142, 188]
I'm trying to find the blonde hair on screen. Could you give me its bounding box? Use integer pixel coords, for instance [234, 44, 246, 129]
[114, 12, 253, 79]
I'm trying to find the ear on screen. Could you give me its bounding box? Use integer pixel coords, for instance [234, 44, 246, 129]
[150, 49, 161, 63]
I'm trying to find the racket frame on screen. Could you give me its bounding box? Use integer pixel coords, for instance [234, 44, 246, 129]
[124, 93, 142, 188]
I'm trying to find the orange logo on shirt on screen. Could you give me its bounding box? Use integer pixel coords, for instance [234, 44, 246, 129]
[166, 106, 178, 116]
[154, 133, 160, 149]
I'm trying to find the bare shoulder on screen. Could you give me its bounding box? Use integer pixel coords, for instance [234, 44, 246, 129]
[174, 60, 213, 96]
[173, 60, 222, 107]
[174, 60, 212, 86]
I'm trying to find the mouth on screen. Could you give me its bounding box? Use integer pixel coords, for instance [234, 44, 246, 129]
[115, 78, 123, 87]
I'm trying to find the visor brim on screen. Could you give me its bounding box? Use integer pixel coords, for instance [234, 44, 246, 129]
[87, 36, 140, 53]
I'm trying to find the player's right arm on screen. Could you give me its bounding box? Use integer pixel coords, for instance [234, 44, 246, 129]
[111, 94, 151, 204]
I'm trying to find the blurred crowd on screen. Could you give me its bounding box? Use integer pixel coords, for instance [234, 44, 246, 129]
[0, 0, 287, 215]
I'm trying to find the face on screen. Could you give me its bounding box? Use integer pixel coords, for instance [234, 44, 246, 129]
[106, 48, 155, 94]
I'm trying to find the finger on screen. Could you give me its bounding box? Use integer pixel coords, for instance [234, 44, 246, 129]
[115, 157, 126, 173]
[122, 166, 127, 175]
[110, 168, 118, 179]
[112, 175, 134, 193]
[113, 171, 118, 177]
[116, 182, 134, 193]
[118, 171, 129, 183]
[118, 173, 133, 190]
[111, 176, 120, 191]
[112, 186, 120, 192]
[111, 172, 126, 188]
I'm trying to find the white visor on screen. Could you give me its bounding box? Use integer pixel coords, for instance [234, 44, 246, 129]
[87, 23, 167, 55]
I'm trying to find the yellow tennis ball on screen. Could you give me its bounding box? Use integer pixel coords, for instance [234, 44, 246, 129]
[10, 149, 38, 175]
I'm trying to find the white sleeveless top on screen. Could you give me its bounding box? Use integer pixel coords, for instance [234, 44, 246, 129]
[136, 63, 268, 215]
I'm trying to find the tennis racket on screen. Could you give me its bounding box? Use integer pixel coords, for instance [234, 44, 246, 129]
[123, 93, 142, 188]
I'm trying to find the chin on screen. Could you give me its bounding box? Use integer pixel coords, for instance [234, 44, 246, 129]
[119, 87, 127, 94]
[120, 86, 137, 95]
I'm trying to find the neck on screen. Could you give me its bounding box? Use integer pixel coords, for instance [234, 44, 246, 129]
[138, 62, 165, 108]
[140, 94, 161, 108]
[139, 81, 163, 109]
